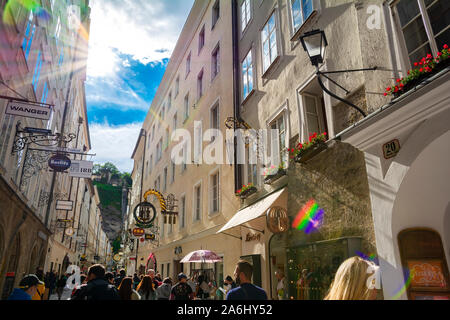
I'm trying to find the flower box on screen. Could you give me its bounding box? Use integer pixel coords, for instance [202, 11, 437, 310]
[294, 140, 327, 164]
[237, 186, 258, 199]
[264, 168, 287, 185]
[386, 45, 450, 99]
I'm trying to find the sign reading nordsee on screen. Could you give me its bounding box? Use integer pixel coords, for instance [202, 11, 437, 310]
[5, 100, 51, 120]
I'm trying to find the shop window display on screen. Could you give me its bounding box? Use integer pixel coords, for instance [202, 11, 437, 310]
[273, 237, 362, 300]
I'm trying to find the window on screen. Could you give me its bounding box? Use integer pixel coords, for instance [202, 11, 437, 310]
[150, 155, 153, 174]
[199, 25, 205, 53]
[173, 113, 177, 131]
[212, 0, 220, 28]
[194, 184, 201, 221]
[303, 94, 325, 136]
[155, 176, 161, 191]
[22, 11, 36, 61]
[270, 113, 287, 166]
[163, 167, 168, 192]
[161, 105, 165, 120]
[261, 12, 278, 74]
[291, 0, 314, 33]
[186, 52, 191, 77]
[165, 128, 170, 150]
[197, 69, 204, 99]
[161, 264, 164, 278]
[211, 44, 220, 80]
[58, 44, 64, 67]
[394, 0, 450, 67]
[171, 161, 176, 183]
[158, 110, 162, 129]
[41, 82, 49, 105]
[210, 102, 219, 141]
[157, 139, 162, 161]
[210, 171, 219, 214]
[175, 76, 180, 97]
[180, 195, 186, 229]
[182, 142, 188, 172]
[241, 0, 251, 32]
[184, 94, 189, 120]
[246, 145, 258, 186]
[242, 49, 254, 100]
[152, 125, 155, 140]
[32, 50, 44, 93]
[55, 16, 61, 46]
[168, 92, 172, 110]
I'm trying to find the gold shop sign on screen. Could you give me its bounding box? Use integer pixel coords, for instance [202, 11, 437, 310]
[245, 233, 261, 242]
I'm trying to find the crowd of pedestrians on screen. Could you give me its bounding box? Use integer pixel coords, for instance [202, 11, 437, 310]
[6, 256, 380, 300]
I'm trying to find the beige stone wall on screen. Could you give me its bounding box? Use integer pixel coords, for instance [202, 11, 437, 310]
[287, 141, 376, 252]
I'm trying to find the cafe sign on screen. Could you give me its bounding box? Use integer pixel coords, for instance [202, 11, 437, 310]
[48, 155, 71, 172]
[5, 100, 51, 120]
[70, 160, 94, 178]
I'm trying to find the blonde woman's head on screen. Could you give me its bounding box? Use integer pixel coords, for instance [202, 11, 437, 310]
[324, 256, 377, 300]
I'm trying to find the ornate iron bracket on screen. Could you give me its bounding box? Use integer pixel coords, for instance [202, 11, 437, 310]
[162, 193, 179, 225]
[11, 121, 76, 155]
[38, 191, 68, 207]
[224, 117, 252, 130]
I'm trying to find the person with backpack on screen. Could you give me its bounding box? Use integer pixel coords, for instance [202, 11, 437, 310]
[71, 264, 120, 300]
[156, 277, 172, 300]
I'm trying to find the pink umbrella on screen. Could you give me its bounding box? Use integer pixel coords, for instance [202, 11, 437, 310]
[180, 250, 222, 263]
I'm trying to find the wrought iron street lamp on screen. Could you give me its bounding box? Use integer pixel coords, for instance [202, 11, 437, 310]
[300, 29, 378, 118]
[300, 29, 328, 67]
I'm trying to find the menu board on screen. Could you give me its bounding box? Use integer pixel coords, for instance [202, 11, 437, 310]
[407, 260, 447, 289]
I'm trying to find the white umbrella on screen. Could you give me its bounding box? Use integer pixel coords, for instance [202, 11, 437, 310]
[180, 250, 222, 264]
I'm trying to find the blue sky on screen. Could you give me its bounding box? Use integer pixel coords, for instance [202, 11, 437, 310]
[86, 0, 194, 172]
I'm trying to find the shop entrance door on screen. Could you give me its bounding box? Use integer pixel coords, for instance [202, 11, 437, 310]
[398, 228, 450, 300]
[173, 260, 183, 279]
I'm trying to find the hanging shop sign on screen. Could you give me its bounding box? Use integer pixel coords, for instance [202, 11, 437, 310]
[65, 227, 75, 237]
[113, 254, 121, 262]
[46, 146, 82, 154]
[145, 233, 156, 241]
[48, 154, 71, 172]
[5, 100, 51, 120]
[69, 160, 94, 178]
[132, 228, 145, 237]
[383, 139, 401, 159]
[174, 246, 182, 255]
[56, 200, 73, 211]
[266, 206, 289, 234]
[133, 201, 157, 229]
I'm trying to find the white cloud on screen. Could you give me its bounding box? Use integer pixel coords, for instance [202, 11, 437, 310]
[89, 122, 143, 173]
[86, 0, 195, 78]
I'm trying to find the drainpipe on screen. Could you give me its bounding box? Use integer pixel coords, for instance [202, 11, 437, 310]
[135, 129, 146, 273]
[231, 0, 242, 192]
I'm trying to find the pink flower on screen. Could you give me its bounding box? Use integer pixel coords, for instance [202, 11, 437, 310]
[444, 44, 449, 49]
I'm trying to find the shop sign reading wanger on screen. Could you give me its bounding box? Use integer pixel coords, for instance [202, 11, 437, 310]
[5, 100, 52, 120]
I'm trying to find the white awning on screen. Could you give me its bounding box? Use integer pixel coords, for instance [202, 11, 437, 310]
[217, 188, 286, 234]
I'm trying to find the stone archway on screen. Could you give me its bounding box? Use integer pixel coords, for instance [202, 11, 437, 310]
[28, 245, 39, 274]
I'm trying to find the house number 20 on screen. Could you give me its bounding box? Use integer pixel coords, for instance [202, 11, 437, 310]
[383, 139, 401, 159]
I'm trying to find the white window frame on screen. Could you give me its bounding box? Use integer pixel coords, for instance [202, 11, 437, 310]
[179, 193, 186, 230]
[184, 93, 190, 121]
[197, 68, 204, 100]
[241, 0, 252, 34]
[300, 93, 326, 137]
[210, 98, 220, 141]
[212, 0, 220, 29]
[175, 76, 180, 97]
[261, 9, 281, 75]
[211, 43, 220, 81]
[288, 0, 317, 36]
[192, 181, 202, 222]
[209, 167, 220, 216]
[241, 46, 255, 102]
[266, 103, 290, 167]
[186, 52, 191, 78]
[391, 0, 449, 69]
[198, 25, 205, 54]
[163, 166, 168, 192]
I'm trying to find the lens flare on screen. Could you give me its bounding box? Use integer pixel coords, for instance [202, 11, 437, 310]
[292, 199, 324, 234]
[391, 268, 415, 300]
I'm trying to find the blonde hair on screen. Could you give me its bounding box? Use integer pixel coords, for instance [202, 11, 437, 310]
[324, 256, 373, 300]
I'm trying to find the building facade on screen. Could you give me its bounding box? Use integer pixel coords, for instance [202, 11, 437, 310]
[0, 0, 110, 299]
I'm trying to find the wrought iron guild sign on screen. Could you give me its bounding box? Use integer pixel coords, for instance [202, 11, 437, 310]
[11, 122, 76, 154]
[133, 201, 157, 229]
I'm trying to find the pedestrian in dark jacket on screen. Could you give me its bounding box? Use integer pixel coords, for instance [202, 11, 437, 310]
[71, 264, 120, 300]
[45, 271, 57, 299]
[114, 269, 126, 288]
[56, 274, 68, 300]
[132, 273, 140, 289]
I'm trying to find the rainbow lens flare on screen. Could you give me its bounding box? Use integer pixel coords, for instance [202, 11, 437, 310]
[356, 251, 377, 262]
[391, 268, 415, 300]
[3, 0, 50, 25]
[292, 199, 324, 234]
